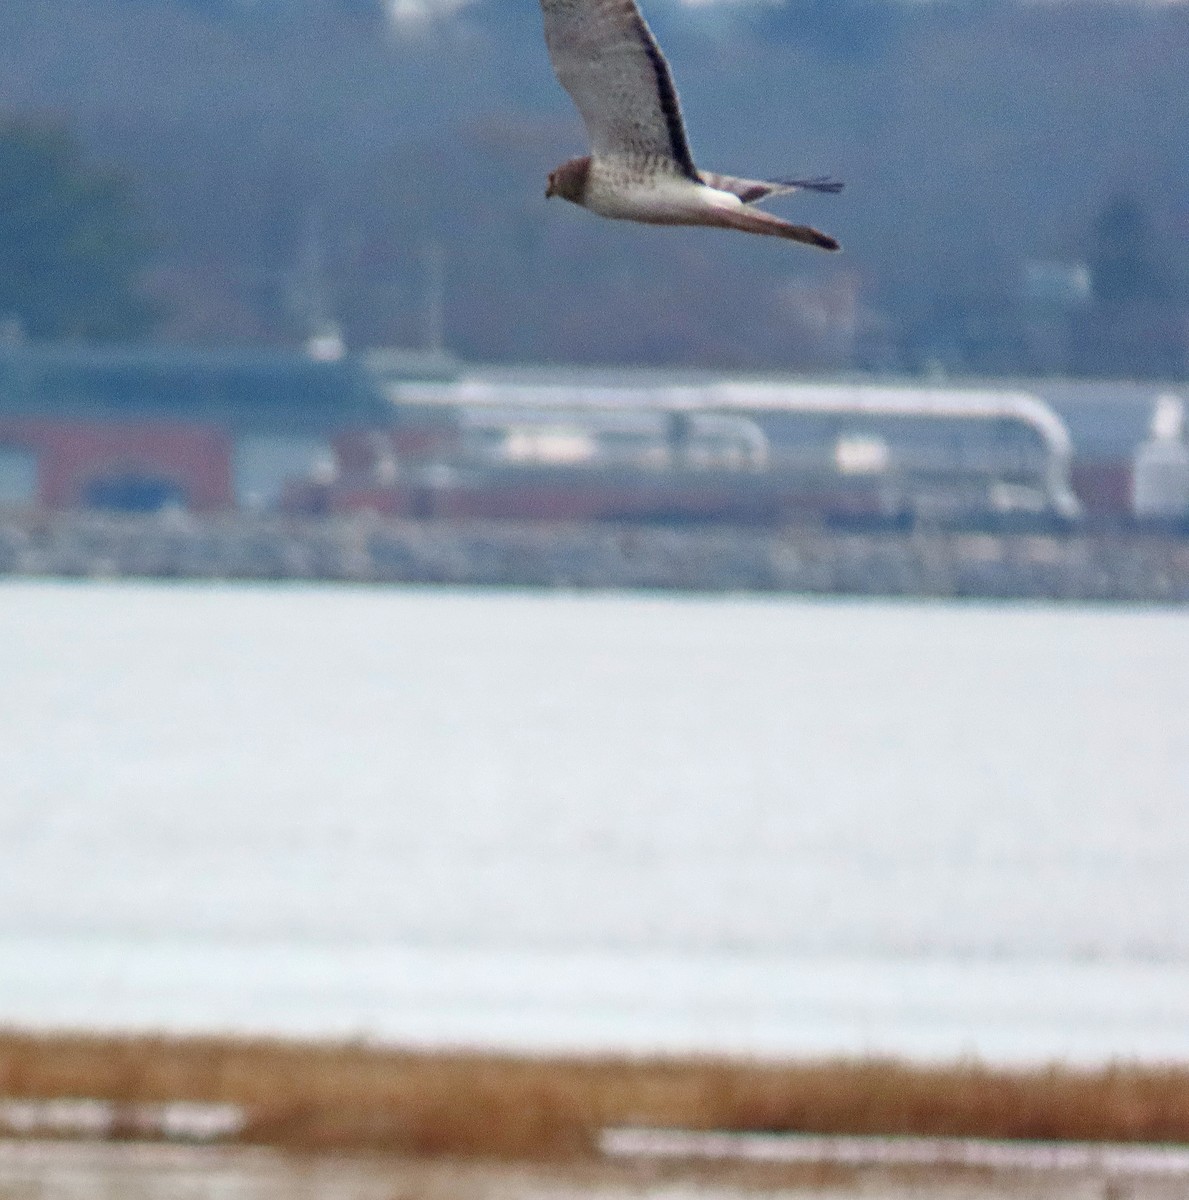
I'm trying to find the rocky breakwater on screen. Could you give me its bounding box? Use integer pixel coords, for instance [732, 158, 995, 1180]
[1, 511, 1188, 603]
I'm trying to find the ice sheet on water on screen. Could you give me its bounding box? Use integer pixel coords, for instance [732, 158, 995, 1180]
[1, 581, 1188, 1061]
[2, 936, 1189, 1063]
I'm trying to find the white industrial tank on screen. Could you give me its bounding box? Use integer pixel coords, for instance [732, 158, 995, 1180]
[1132, 394, 1189, 520]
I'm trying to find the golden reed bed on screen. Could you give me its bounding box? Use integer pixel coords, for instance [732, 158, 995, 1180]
[1, 1031, 1187, 1159]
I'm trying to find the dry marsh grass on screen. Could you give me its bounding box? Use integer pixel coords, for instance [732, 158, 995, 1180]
[1, 1031, 1188, 1159]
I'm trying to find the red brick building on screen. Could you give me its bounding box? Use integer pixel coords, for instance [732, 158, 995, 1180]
[0, 343, 440, 513]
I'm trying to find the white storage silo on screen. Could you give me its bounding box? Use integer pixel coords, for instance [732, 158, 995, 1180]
[1132, 394, 1189, 520]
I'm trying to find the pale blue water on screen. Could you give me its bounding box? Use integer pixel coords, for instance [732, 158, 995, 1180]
[1, 579, 1187, 1062]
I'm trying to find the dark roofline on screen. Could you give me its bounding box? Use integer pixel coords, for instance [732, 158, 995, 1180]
[0, 340, 408, 434]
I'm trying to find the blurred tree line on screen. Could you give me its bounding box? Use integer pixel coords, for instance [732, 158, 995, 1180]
[0, 121, 154, 339]
[0, 0, 1185, 376]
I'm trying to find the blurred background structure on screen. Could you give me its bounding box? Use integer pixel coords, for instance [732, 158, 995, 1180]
[2, 338, 1187, 536]
[0, 0, 1186, 545]
[1, 0, 1187, 373]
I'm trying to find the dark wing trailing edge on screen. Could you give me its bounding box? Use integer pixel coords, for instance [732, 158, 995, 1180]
[539, 0, 699, 180]
[714, 204, 841, 251]
[699, 171, 845, 204]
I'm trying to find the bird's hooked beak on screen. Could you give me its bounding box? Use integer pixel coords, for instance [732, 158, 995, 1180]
[545, 174, 557, 199]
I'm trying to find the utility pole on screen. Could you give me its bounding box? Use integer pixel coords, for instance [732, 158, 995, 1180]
[422, 240, 446, 356]
[296, 204, 345, 360]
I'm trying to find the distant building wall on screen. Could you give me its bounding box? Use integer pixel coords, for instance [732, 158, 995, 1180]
[232, 434, 337, 510]
[1069, 461, 1133, 517]
[0, 442, 38, 507]
[0, 417, 233, 511]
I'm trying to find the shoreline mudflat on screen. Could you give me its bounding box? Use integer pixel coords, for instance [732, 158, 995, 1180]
[2, 1139, 1186, 1200]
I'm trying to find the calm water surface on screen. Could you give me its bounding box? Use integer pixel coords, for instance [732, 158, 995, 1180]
[1, 580, 1187, 1061]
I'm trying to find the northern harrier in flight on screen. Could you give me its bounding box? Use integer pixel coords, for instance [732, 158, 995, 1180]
[540, 0, 842, 250]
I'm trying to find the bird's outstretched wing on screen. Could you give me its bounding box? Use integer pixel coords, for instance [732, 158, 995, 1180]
[699, 172, 845, 205]
[540, 0, 699, 180]
[713, 205, 841, 251]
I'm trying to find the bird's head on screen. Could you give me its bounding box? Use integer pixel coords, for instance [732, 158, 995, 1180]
[546, 156, 591, 204]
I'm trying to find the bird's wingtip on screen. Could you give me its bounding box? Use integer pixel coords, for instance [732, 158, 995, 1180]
[794, 176, 845, 195]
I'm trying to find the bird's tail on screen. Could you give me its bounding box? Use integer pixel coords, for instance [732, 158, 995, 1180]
[714, 204, 841, 251]
[701, 172, 844, 205]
